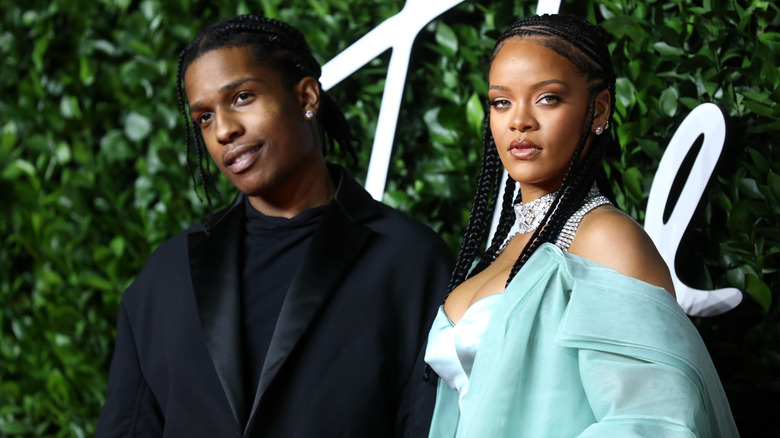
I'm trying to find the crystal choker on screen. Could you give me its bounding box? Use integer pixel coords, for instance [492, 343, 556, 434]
[513, 190, 558, 234]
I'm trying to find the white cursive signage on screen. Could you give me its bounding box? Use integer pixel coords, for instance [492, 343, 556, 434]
[644, 103, 742, 316]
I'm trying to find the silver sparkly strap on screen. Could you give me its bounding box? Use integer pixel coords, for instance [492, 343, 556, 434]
[554, 188, 611, 252]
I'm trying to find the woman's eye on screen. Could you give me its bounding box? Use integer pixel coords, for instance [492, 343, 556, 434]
[489, 99, 511, 109]
[538, 95, 561, 105]
[236, 92, 252, 103]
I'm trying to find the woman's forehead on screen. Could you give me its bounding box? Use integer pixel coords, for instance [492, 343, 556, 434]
[489, 38, 581, 84]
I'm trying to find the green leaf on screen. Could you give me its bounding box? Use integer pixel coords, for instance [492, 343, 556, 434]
[0, 421, 32, 434]
[435, 22, 458, 58]
[60, 95, 83, 119]
[55, 141, 71, 164]
[423, 107, 457, 144]
[1, 121, 17, 154]
[738, 178, 764, 200]
[659, 87, 679, 117]
[92, 39, 118, 56]
[79, 57, 96, 86]
[622, 167, 643, 200]
[101, 129, 135, 162]
[382, 189, 409, 209]
[742, 99, 775, 117]
[2, 159, 36, 180]
[46, 368, 70, 405]
[615, 77, 636, 110]
[757, 32, 780, 50]
[110, 236, 126, 256]
[653, 41, 684, 56]
[80, 273, 114, 292]
[726, 265, 754, 289]
[745, 274, 771, 312]
[125, 112, 152, 142]
[465, 92, 484, 137]
[747, 148, 769, 173]
[768, 170, 780, 200]
[729, 200, 758, 232]
[678, 97, 701, 110]
[32, 36, 49, 71]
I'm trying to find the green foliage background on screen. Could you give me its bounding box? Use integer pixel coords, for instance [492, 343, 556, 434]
[1, 0, 778, 435]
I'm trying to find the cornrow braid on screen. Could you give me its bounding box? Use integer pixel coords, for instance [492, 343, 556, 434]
[451, 14, 618, 291]
[175, 14, 359, 218]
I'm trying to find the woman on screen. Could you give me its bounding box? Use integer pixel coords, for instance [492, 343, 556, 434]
[424, 14, 738, 437]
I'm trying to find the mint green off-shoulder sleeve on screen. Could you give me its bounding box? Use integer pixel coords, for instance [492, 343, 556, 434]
[557, 253, 739, 437]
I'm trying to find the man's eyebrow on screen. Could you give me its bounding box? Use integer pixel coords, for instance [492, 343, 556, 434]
[189, 77, 258, 113]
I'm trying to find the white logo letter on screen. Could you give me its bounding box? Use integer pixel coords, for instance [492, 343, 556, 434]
[644, 103, 742, 316]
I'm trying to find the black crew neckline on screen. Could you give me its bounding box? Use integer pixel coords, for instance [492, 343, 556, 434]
[244, 197, 329, 233]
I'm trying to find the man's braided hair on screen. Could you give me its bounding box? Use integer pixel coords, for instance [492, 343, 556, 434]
[176, 14, 358, 213]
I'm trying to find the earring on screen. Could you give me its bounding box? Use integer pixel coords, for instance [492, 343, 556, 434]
[304, 110, 314, 119]
[604, 121, 610, 130]
[594, 125, 604, 135]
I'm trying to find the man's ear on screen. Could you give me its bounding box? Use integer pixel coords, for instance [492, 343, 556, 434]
[296, 76, 320, 117]
[593, 89, 611, 128]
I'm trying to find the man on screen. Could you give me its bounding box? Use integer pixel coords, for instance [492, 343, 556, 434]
[97, 15, 453, 437]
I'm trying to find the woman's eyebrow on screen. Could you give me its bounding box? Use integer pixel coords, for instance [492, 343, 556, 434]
[489, 79, 569, 92]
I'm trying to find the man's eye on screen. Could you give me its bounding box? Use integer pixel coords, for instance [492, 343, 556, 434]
[197, 113, 213, 125]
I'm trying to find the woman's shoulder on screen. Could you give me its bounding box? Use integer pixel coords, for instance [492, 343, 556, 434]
[567, 205, 676, 296]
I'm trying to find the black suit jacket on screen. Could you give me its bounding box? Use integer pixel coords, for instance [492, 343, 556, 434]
[96, 166, 454, 437]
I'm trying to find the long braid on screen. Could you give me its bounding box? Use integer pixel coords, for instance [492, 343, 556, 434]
[176, 51, 200, 203]
[471, 175, 518, 274]
[447, 112, 503, 293]
[319, 91, 358, 163]
[176, 14, 359, 220]
[194, 130, 215, 212]
[451, 14, 617, 292]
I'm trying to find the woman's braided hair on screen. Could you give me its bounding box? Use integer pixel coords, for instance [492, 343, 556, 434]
[448, 14, 618, 293]
[176, 14, 358, 214]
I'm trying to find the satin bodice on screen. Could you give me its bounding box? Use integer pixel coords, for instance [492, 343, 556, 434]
[424, 294, 503, 409]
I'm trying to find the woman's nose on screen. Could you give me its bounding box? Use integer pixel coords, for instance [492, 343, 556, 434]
[509, 104, 538, 132]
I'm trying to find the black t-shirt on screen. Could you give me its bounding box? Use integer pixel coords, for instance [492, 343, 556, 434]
[241, 198, 327, 400]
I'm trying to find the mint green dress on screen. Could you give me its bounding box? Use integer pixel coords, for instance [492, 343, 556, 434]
[425, 243, 739, 437]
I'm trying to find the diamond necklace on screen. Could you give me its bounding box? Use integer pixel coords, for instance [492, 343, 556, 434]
[513, 190, 558, 234]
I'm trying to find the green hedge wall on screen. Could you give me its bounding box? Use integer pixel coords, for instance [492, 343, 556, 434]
[1, 0, 777, 436]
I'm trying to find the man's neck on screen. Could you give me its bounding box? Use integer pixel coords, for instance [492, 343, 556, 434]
[246, 163, 335, 218]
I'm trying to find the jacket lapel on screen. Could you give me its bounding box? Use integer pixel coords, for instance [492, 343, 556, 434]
[188, 196, 247, 427]
[245, 166, 379, 433]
